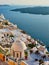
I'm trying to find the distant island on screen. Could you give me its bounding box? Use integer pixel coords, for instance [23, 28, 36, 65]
[11, 7, 49, 15]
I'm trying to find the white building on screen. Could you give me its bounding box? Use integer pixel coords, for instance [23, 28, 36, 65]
[11, 40, 27, 59]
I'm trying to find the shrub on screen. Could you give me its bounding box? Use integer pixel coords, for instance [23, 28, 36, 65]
[46, 52, 49, 54]
[4, 22, 8, 25]
[24, 51, 28, 60]
[39, 59, 44, 64]
[24, 51, 28, 56]
[9, 34, 14, 37]
[28, 44, 36, 48]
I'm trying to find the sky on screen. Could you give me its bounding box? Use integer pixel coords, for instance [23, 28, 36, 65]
[0, 0, 49, 6]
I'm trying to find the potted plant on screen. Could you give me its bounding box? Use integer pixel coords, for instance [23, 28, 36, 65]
[24, 51, 28, 60]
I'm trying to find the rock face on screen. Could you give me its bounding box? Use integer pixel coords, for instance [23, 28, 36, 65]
[0, 60, 8, 65]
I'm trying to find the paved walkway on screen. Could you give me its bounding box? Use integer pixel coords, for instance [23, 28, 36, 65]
[0, 60, 8, 65]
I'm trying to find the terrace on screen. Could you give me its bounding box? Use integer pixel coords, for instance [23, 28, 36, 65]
[25, 52, 49, 65]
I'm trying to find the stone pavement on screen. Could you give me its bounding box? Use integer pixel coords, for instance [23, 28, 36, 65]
[0, 60, 8, 65]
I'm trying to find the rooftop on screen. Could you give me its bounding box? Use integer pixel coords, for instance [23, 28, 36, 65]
[11, 40, 27, 51]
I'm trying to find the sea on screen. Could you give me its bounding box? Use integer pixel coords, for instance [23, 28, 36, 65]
[0, 5, 49, 51]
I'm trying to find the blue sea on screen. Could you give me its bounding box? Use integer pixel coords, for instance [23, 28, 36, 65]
[0, 5, 49, 50]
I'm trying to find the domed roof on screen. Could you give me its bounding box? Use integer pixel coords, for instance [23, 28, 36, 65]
[11, 40, 27, 51]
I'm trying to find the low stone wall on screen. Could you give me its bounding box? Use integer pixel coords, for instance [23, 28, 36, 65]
[7, 60, 28, 65]
[8, 59, 18, 65]
[20, 61, 28, 65]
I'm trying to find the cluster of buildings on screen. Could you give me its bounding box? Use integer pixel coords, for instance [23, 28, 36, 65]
[0, 14, 49, 65]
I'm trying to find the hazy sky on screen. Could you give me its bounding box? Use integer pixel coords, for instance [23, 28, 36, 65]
[0, 0, 49, 6]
